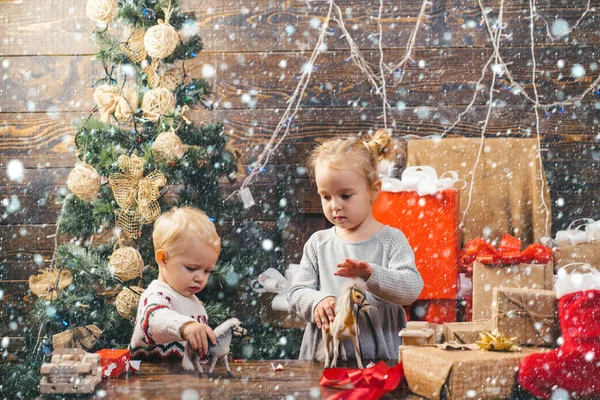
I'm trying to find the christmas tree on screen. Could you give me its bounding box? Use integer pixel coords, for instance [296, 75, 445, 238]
[0, 1, 300, 398]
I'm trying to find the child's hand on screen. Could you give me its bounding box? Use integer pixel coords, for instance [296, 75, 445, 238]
[314, 296, 336, 330]
[335, 258, 373, 281]
[180, 322, 217, 358]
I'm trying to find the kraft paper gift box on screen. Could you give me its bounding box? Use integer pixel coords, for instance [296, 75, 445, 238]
[402, 346, 548, 400]
[399, 322, 444, 346]
[554, 241, 600, 271]
[259, 293, 306, 329]
[472, 262, 553, 321]
[443, 321, 489, 344]
[492, 287, 559, 347]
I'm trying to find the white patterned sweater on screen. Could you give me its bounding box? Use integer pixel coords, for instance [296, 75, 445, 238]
[129, 280, 208, 359]
[288, 225, 424, 361]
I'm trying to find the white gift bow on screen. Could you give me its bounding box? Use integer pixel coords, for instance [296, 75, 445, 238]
[585, 219, 600, 241]
[251, 265, 301, 312]
[556, 263, 600, 298]
[380, 166, 462, 195]
[543, 218, 599, 247]
[250, 268, 288, 294]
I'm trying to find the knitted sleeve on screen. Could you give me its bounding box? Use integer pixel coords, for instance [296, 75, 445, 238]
[365, 229, 424, 305]
[288, 234, 332, 322]
[138, 291, 197, 346]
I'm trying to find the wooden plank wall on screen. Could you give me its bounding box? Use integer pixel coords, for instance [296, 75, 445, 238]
[1, 0, 599, 335]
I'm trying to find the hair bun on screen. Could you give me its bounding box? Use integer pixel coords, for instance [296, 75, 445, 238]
[366, 129, 393, 161]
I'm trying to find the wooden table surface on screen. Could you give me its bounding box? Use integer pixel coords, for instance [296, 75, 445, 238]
[94, 359, 421, 399]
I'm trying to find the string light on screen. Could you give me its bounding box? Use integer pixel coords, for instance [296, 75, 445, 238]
[236, 0, 597, 228]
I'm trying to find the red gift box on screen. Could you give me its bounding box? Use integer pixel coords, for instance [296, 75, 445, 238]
[95, 349, 131, 378]
[373, 189, 460, 301]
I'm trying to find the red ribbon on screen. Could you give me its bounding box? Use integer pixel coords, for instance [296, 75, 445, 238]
[459, 234, 553, 272]
[319, 361, 404, 400]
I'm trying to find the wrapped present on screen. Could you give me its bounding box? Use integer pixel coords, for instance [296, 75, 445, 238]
[472, 261, 553, 321]
[402, 346, 548, 400]
[95, 349, 139, 378]
[491, 287, 559, 347]
[40, 349, 102, 394]
[252, 265, 306, 329]
[399, 321, 443, 346]
[443, 321, 489, 344]
[259, 292, 306, 329]
[554, 241, 600, 271]
[52, 325, 102, 351]
[411, 299, 458, 324]
[373, 170, 460, 301]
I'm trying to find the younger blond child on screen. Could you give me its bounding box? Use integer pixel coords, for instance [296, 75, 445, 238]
[130, 206, 219, 360]
[288, 129, 424, 362]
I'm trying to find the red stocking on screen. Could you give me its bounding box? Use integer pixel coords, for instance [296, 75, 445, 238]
[518, 289, 600, 399]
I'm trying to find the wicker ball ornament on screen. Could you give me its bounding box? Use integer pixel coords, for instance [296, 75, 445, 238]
[86, 0, 117, 22]
[153, 131, 187, 163]
[144, 21, 179, 59]
[67, 162, 101, 202]
[108, 246, 144, 281]
[142, 87, 175, 121]
[115, 286, 144, 319]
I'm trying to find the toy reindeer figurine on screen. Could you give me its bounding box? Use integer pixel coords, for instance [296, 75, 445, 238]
[182, 317, 247, 377]
[322, 281, 369, 369]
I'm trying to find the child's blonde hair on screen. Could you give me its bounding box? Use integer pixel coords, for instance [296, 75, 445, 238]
[308, 129, 402, 187]
[153, 206, 221, 256]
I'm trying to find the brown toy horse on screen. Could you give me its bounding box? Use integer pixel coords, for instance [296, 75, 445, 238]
[322, 281, 369, 369]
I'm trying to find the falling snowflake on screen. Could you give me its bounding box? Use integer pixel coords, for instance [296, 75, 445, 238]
[262, 239, 274, 251]
[6, 159, 24, 183]
[550, 19, 570, 38]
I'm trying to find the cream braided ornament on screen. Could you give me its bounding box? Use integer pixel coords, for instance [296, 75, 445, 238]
[108, 244, 144, 281]
[153, 129, 188, 163]
[141, 87, 175, 121]
[144, 6, 180, 59]
[115, 286, 144, 319]
[67, 162, 101, 202]
[86, 0, 117, 22]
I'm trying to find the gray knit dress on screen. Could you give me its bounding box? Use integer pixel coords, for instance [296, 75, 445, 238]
[288, 225, 424, 361]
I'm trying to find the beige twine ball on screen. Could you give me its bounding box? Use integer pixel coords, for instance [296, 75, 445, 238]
[121, 29, 148, 64]
[115, 286, 144, 319]
[108, 246, 144, 281]
[67, 162, 101, 202]
[159, 68, 183, 91]
[153, 131, 187, 163]
[144, 22, 179, 59]
[142, 87, 175, 121]
[86, 0, 117, 22]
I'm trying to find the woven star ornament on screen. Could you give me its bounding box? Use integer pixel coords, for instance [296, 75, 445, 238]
[108, 154, 166, 238]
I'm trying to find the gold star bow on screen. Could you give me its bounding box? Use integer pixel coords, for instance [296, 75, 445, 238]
[475, 329, 519, 352]
[109, 154, 166, 238]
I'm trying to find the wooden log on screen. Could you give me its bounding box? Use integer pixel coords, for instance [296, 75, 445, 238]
[0, 0, 598, 55]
